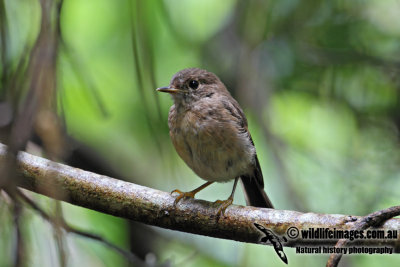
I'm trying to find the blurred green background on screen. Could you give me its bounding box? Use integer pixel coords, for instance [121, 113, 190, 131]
[0, 0, 399, 266]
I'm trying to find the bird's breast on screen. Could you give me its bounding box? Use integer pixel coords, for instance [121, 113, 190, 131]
[168, 104, 255, 182]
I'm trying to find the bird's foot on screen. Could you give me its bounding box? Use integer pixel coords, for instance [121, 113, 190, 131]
[214, 197, 233, 218]
[171, 189, 197, 206]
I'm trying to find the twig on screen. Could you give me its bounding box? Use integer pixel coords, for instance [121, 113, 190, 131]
[128, 1, 164, 156]
[54, 201, 67, 267]
[326, 206, 400, 267]
[0, 143, 398, 249]
[15, 189, 149, 267]
[12, 198, 24, 267]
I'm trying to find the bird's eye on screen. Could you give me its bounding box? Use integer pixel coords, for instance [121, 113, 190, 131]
[188, 80, 199, 89]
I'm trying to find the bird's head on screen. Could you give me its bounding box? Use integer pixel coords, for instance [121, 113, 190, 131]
[157, 68, 227, 106]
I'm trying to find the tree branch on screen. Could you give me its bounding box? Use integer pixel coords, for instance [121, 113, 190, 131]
[1, 143, 399, 249]
[326, 206, 400, 267]
[14, 188, 147, 266]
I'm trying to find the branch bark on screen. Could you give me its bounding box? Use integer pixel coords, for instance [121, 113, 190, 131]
[1, 143, 399, 249]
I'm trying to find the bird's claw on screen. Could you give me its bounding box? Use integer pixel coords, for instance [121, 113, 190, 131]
[214, 197, 233, 218]
[171, 189, 196, 206]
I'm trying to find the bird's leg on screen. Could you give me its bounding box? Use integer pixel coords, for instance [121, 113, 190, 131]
[171, 181, 214, 206]
[214, 177, 239, 218]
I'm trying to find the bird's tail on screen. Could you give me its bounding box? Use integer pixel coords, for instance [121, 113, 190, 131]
[240, 155, 274, 208]
[241, 175, 274, 208]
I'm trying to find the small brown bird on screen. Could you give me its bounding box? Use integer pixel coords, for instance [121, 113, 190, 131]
[157, 68, 274, 217]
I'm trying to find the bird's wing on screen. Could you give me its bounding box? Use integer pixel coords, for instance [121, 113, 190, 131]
[221, 96, 265, 186]
[223, 96, 274, 208]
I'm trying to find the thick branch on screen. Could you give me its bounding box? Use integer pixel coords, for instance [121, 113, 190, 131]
[1, 143, 399, 249]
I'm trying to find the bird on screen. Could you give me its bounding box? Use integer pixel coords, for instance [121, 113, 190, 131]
[157, 68, 274, 217]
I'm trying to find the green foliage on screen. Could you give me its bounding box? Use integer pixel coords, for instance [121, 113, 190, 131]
[1, 0, 399, 266]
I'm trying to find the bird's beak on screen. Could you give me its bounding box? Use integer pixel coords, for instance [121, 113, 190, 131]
[156, 86, 181, 94]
